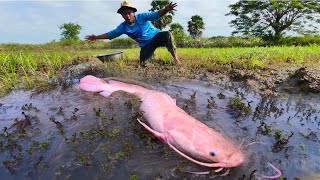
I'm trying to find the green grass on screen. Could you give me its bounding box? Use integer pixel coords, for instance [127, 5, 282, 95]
[1, 44, 320, 96]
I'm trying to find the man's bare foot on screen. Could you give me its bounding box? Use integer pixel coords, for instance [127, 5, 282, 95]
[140, 61, 154, 68]
[176, 60, 182, 65]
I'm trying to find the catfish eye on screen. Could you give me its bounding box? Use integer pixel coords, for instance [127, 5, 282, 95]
[210, 151, 216, 156]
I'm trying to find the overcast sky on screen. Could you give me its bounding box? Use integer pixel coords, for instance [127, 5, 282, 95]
[0, 0, 239, 44]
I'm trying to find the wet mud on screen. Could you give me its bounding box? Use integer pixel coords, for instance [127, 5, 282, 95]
[1, 58, 320, 179]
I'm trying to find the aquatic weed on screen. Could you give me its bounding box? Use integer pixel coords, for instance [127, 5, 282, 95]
[228, 96, 252, 117]
[75, 152, 93, 166]
[100, 162, 110, 172]
[71, 108, 79, 120]
[299, 143, 307, 151]
[27, 140, 50, 155]
[3, 160, 15, 174]
[71, 133, 77, 142]
[130, 174, 138, 180]
[207, 96, 218, 109]
[257, 121, 273, 135]
[272, 132, 294, 153]
[57, 107, 64, 115]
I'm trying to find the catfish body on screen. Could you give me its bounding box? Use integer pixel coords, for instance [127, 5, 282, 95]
[80, 75, 244, 170]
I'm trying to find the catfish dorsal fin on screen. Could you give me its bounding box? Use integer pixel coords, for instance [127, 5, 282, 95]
[103, 77, 154, 90]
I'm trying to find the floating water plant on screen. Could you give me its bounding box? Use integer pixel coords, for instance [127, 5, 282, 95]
[217, 92, 226, 99]
[93, 107, 102, 117]
[27, 140, 50, 155]
[71, 133, 77, 142]
[228, 96, 252, 117]
[189, 90, 197, 103]
[100, 162, 110, 172]
[207, 96, 218, 109]
[75, 152, 92, 166]
[299, 143, 307, 151]
[3, 160, 15, 174]
[71, 108, 79, 120]
[57, 107, 64, 115]
[272, 132, 294, 153]
[130, 174, 138, 180]
[257, 121, 273, 135]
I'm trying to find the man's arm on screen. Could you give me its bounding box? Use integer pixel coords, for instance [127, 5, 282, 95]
[85, 33, 109, 41]
[158, 2, 177, 17]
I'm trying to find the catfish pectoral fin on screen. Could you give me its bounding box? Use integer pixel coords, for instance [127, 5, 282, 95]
[137, 118, 166, 142]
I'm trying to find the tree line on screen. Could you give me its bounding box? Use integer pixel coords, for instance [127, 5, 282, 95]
[60, 0, 320, 45]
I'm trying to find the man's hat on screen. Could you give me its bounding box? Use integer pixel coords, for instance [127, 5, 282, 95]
[117, 1, 137, 14]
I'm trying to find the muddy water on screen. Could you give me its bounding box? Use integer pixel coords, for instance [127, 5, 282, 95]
[0, 78, 319, 179]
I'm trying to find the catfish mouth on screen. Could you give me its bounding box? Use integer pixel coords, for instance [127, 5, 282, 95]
[190, 149, 245, 168]
[224, 151, 245, 167]
[167, 141, 240, 168]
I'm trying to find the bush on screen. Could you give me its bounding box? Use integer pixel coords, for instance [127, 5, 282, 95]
[174, 36, 265, 48]
[44, 40, 106, 50]
[278, 35, 320, 46]
[105, 38, 139, 49]
[2, 35, 320, 51]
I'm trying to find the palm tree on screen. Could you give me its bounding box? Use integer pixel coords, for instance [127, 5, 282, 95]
[150, 0, 174, 30]
[187, 15, 205, 38]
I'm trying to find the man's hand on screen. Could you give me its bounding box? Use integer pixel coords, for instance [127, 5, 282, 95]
[164, 2, 177, 12]
[85, 34, 97, 41]
[158, 2, 177, 17]
[85, 33, 108, 41]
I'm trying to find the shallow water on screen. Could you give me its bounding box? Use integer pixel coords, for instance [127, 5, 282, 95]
[0, 78, 319, 179]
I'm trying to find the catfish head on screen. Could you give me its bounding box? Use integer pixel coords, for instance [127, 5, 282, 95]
[194, 128, 245, 168]
[165, 115, 245, 169]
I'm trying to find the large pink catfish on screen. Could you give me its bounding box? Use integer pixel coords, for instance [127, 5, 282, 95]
[79, 75, 281, 177]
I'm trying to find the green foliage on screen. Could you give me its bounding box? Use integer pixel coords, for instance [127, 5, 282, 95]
[227, 0, 320, 43]
[150, 0, 173, 30]
[169, 23, 184, 34]
[175, 36, 265, 48]
[278, 35, 320, 46]
[2, 35, 320, 51]
[59, 22, 82, 41]
[187, 15, 205, 38]
[130, 174, 138, 180]
[228, 97, 252, 116]
[169, 23, 187, 42]
[105, 38, 139, 49]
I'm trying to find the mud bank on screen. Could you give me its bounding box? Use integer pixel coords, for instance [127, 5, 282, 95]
[56, 57, 320, 96]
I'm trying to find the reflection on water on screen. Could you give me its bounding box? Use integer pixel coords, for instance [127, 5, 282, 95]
[0, 78, 319, 179]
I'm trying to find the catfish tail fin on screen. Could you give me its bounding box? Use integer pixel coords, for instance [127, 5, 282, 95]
[79, 75, 109, 92]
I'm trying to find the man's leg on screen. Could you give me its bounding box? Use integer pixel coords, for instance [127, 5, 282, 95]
[140, 44, 156, 66]
[164, 31, 181, 64]
[150, 31, 181, 65]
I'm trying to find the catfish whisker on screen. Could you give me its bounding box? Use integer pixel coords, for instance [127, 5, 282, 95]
[243, 141, 266, 148]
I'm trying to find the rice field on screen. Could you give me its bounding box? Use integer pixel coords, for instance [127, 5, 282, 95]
[1, 43, 320, 179]
[1, 44, 320, 96]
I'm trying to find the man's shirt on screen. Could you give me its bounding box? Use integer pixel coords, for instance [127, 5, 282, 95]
[107, 12, 161, 48]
